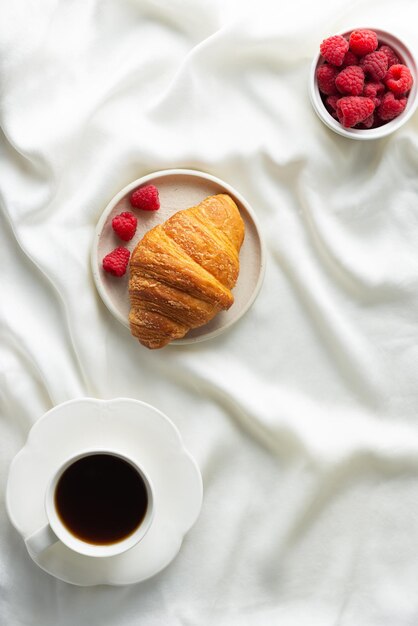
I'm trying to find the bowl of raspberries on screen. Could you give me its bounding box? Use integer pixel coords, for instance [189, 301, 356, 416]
[310, 28, 417, 139]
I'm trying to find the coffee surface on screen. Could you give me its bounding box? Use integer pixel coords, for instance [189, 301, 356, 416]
[55, 454, 148, 545]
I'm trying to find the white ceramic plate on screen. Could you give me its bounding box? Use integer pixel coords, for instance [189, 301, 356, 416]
[91, 169, 265, 344]
[6, 398, 203, 586]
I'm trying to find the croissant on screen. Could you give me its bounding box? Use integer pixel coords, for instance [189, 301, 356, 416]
[129, 193, 245, 349]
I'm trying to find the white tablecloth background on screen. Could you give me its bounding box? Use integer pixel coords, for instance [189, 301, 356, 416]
[2, 0, 418, 624]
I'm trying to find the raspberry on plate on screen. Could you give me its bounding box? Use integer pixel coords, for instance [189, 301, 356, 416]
[349, 29, 378, 56]
[336, 96, 375, 128]
[112, 211, 137, 241]
[335, 66, 365, 96]
[377, 91, 407, 120]
[130, 184, 160, 211]
[320, 35, 349, 66]
[316, 64, 339, 95]
[102, 247, 131, 277]
[360, 51, 388, 81]
[385, 64, 413, 95]
[379, 44, 400, 68]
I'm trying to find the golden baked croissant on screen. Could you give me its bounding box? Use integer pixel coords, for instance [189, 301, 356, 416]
[129, 193, 245, 349]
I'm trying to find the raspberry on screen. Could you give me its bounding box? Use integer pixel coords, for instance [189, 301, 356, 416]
[385, 64, 413, 95]
[335, 66, 365, 95]
[325, 95, 339, 111]
[341, 50, 358, 67]
[130, 184, 160, 211]
[379, 44, 400, 68]
[320, 35, 349, 66]
[102, 247, 130, 277]
[349, 29, 378, 56]
[316, 64, 339, 95]
[112, 211, 137, 241]
[363, 81, 385, 99]
[359, 113, 374, 129]
[336, 96, 375, 128]
[360, 51, 388, 81]
[377, 91, 407, 121]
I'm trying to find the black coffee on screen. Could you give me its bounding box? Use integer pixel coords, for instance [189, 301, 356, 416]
[55, 454, 148, 545]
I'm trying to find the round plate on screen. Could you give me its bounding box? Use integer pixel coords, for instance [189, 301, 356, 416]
[6, 398, 203, 586]
[91, 169, 265, 345]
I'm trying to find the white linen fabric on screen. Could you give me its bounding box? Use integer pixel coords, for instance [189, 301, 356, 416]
[2, 0, 418, 623]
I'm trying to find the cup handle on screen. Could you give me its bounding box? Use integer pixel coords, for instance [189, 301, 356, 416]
[25, 524, 59, 555]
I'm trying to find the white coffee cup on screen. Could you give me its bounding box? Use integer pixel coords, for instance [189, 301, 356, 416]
[25, 449, 154, 558]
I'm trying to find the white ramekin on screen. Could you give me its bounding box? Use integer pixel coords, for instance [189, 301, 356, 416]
[309, 28, 418, 140]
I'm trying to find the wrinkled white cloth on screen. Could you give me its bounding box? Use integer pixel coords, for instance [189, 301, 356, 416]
[2, 0, 418, 624]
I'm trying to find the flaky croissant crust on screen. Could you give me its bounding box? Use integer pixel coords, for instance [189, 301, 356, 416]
[129, 194, 245, 349]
